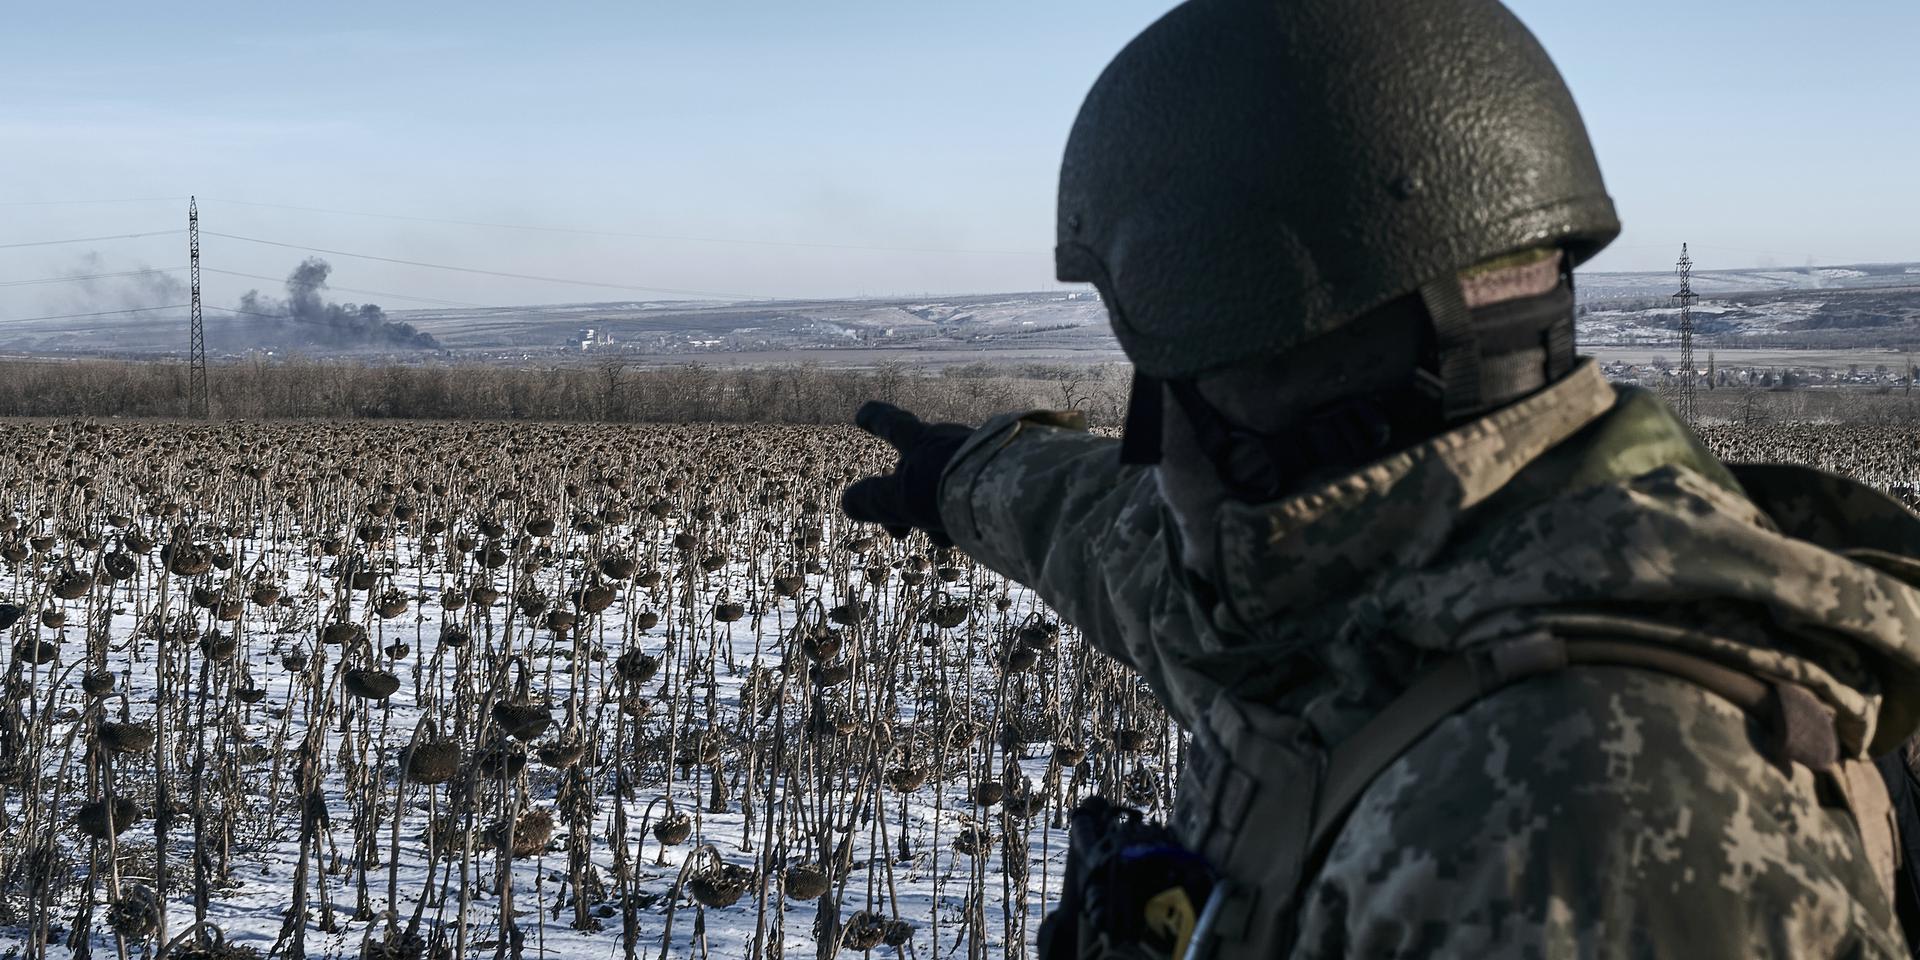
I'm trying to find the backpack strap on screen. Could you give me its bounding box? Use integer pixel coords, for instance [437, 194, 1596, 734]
[1183, 629, 1893, 960]
[1305, 631, 1888, 903]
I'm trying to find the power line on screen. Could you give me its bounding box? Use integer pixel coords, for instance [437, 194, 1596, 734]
[204, 231, 764, 300]
[0, 304, 188, 324]
[0, 302, 426, 329]
[0, 267, 186, 287]
[0, 230, 184, 251]
[0, 196, 186, 207]
[203, 305, 289, 321]
[1599, 242, 1903, 268]
[0, 264, 481, 306]
[201, 267, 489, 308]
[206, 305, 409, 329]
[0, 303, 418, 336]
[200, 197, 1046, 257]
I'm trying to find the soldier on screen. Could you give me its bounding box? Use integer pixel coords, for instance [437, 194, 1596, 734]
[843, 0, 1920, 956]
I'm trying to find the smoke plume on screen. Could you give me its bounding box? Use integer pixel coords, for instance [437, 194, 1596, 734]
[52, 252, 187, 314]
[237, 258, 440, 350]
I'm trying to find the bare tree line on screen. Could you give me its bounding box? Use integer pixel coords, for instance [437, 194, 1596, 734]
[0, 357, 1134, 427]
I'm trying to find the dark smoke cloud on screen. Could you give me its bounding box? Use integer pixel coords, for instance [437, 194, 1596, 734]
[237, 258, 441, 351]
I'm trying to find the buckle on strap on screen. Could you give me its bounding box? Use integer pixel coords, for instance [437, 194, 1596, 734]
[1768, 679, 1840, 774]
[1480, 631, 1568, 685]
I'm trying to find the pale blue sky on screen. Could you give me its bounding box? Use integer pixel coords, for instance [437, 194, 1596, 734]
[2, 1, 1916, 310]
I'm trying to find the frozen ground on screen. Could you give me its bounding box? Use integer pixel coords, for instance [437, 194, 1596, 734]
[0, 420, 1173, 960]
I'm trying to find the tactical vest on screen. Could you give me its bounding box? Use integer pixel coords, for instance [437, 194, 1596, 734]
[1172, 463, 1911, 960]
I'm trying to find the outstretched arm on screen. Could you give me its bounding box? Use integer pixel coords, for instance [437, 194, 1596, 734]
[842, 402, 1220, 724]
[936, 410, 1219, 724]
[937, 410, 1152, 624]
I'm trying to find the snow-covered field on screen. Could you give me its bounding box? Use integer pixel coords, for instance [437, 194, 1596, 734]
[0, 419, 1175, 959]
[1576, 261, 1920, 300]
[1578, 298, 1831, 344]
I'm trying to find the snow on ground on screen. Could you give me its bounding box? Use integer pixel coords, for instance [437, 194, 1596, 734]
[1579, 298, 1828, 344]
[4, 537, 1106, 959]
[0, 421, 1172, 960]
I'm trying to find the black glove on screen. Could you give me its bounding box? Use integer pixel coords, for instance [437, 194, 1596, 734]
[842, 401, 972, 548]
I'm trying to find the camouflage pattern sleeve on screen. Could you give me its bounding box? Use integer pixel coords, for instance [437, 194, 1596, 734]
[938, 411, 1213, 718]
[1293, 666, 1905, 959]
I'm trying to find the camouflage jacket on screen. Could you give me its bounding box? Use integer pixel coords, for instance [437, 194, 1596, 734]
[940, 359, 1920, 957]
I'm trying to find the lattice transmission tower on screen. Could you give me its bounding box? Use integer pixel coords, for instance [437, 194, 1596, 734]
[188, 196, 208, 419]
[1673, 243, 1698, 424]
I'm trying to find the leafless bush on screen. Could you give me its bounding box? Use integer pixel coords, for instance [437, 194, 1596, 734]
[0, 359, 1133, 429]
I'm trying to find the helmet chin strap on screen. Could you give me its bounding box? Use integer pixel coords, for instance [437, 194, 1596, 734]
[1421, 265, 1579, 421]
[1121, 268, 1578, 502]
[1420, 274, 1482, 422]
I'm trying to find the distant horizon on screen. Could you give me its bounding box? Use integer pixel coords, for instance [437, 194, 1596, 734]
[14, 251, 1910, 323]
[371, 257, 1920, 312]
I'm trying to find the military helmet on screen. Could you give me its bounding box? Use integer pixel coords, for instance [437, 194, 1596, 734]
[1056, 0, 1621, 381]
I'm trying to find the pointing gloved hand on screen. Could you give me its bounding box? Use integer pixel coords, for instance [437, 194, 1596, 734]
[841, 401, 973, 548]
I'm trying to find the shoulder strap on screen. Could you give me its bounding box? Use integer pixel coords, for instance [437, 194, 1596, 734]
[1183, 630, 1891, 960]
[1308, 632, 1845, 866]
